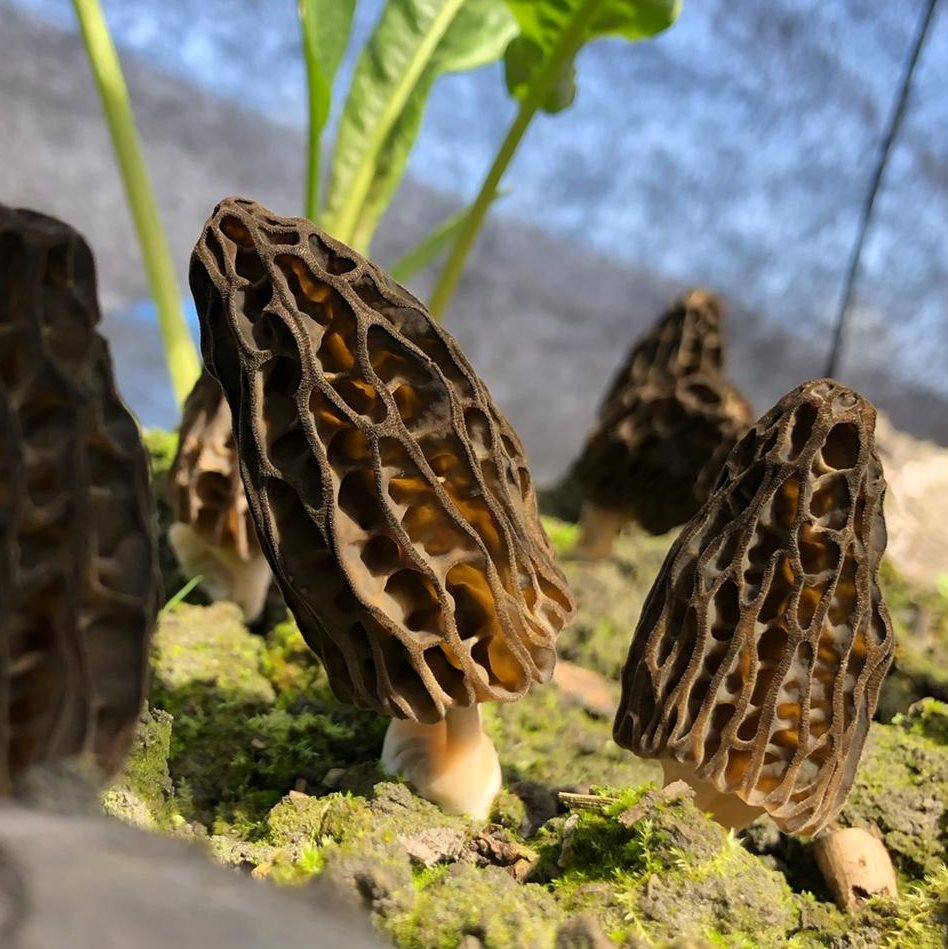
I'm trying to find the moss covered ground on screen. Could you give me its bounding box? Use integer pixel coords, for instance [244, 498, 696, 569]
[103, 434, 948, 948]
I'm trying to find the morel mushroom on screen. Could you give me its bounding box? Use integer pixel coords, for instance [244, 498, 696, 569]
[189, 197, 573, 817]
[167, 369, 272, 622]
[613, 379, 895, 837]
[0, 206, 159, 793]
[571, 289, 753, 558]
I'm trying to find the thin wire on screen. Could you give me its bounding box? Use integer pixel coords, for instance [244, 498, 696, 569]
[825, 0, 939, 378]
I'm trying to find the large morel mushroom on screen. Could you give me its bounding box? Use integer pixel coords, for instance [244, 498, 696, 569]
[0, 206, 159, 793]
[571, 289, 753, 558]
[190, 197, 573, 817]
[613, 379, 895, 836]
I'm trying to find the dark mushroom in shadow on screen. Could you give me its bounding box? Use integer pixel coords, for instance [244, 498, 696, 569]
[0, 204, 159, 793]
[568, 289, 753, 558]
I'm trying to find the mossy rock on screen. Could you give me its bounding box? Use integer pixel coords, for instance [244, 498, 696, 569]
[102, 704, 177, 831]
[842, 700, 948, 880]
[546, 786, 795, 948]
[384, 863, 562, 949]
[877, 561, 948, 720]
[150, 603, 385, 829]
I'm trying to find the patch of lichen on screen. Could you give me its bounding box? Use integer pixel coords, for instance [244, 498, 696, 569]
[541, 516, 675, 681]
[839, 705, 948, 881]
[102, 704, 178, 831]
[878, 559, 948, 719]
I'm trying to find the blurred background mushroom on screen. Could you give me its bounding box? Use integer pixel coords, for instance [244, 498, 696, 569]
[167, 368, 272, 623]
[562, 289, 753, 559]
[190, 197, 574, 818]
[612, 378, 897, 906]
[0, 204, 159, 793]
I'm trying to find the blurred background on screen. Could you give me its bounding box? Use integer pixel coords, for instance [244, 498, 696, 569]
[1, 0, 946, 482]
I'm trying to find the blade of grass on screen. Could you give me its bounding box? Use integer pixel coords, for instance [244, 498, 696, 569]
[72, 0, 200, 408]
[389, 192, 505, 283]
[160, 574, 204, 614]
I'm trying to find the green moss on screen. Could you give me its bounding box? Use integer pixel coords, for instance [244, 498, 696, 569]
[154, 601, 275, 703]
[485, 678, 658, 792]
[553, 522, 675, 681]
[150, 602, 386, 828]
[895, 698, 948, 746]
[843, 713, 948, 880]
[548, 788, 795, 947]
[540, 516, 579, 558]
[385, 863, 561, 949]
[878, 560, 948, 720]
[102, 704, 177, 830]
[143, 427, 178, 493]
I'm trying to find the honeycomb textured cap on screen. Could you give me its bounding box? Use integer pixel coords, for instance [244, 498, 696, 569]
[613, 379, 895, 835]
[573, 289, 754, 534]
[190, 197, 574, 723]
[0, 205, 159, 792]
[168, 368, 260, 564]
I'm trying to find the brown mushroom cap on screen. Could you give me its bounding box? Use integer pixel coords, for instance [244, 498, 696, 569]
[190, 197, 573, 724]
[573, 289, 754, 535]
[613, 379, 895, 835]
[167, 369, 271, 620]
[0, 206, 159, 792]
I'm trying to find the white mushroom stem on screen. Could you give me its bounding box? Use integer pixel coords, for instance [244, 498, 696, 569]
[380, 705, 501, 820]
[167, 523, 272, 623]
[572, 502, 629, 560]
[813, 826, 898, 911]
[661, 760, 765, 831]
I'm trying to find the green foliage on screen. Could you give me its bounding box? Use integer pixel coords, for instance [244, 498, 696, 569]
[323, 0, 517, 251]
[390, 205, 478, 282]
[299, 0, 357, 222]
[429, 0, 682, 317]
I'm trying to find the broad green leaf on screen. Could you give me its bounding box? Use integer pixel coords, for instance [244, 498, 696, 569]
[299, 0, 357, 220]
[503, 0, 681, 111]
[504, 35, 575, 113]
[325, 0, 517, 251]
[389, 188, 506, 281]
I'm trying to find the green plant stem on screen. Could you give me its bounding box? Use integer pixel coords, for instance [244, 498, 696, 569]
[300, 0, 322, 222]
[72, 0, 200, 408]
[428, 0, 604, 320]
[329, 0, 467, 247]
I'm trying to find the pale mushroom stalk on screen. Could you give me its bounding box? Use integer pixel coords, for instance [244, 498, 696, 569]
[614, 379, 898, 909]
[573, 503, 629, 561]
[167, 522, 272, 622]
[190, 197, 573, 819]
[381, 705, 501, 819]
[567, 289, 753, 560]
